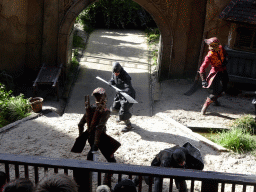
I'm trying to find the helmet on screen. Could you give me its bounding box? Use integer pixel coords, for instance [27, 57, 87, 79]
[112, 62, 122, 73]
[204, 37, 220, 45]
[92, 87, 107, 102]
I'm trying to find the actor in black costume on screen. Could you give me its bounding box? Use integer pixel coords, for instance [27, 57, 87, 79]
[71, 87, 121, 187]
[134, 142, 204, 192]
[109, 62, 136, 132]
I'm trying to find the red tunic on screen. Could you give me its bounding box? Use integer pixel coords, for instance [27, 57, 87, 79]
[199, 45, 227, 88]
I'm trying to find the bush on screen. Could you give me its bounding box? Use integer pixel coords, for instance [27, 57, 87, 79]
[0, 83, 31, 128]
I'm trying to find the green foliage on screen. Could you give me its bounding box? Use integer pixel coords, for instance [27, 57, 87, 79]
[73, 33, 85, 48]
[71, 56, 79, 68]
[74, 49, 79, 57]
[210, 115, 256, 153]
[0, 83, 31, 128]
[145, 28, 160, 44]
[152, 50, 158, 66]
[76, 0, 157, 32]
[211, 127, 256, 153]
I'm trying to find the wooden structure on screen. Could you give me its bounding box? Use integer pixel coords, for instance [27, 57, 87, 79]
[33, 63, 63, 100]
[225, 47, 256, 85]
[0, 153, 255, 192]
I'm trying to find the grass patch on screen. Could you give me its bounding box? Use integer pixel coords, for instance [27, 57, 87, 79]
[211, 128, 256, 153]
[209, 115, 256, 153]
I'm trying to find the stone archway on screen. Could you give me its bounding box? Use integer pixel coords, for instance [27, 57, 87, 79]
[58, 0, 173, 81]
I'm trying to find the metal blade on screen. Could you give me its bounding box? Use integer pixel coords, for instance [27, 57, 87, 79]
[119, 91, 138, 103]
[96, 76, 138, 103]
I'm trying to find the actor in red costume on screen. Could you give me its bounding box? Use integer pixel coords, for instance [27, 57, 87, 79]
[199, 37, 229, 115]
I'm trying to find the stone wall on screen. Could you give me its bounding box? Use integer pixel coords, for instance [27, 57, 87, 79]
[0, 0, 232, 81]
[0, 0, 43, 79]
[0, 0, 28, 77]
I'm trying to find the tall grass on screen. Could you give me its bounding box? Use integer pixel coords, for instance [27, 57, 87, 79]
[211, 127, 256, 153]
[211, 115, 256, 153]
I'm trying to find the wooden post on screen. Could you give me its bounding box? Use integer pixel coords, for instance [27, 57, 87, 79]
[73, 168, 92, 192]
[201, 179, 219, 192]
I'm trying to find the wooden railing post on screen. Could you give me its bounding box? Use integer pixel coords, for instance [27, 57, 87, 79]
[73, 168, 92, 192]
[201, 179, 219, 192]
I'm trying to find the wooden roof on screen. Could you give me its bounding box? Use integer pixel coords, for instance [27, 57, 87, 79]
[219, 0, 256, 24]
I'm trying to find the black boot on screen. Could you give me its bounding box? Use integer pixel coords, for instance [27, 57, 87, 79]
[121, 120, 133, 132]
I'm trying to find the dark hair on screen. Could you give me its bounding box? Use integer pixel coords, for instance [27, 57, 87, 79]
[36, 174, 78, 192]
[3, 178, 34, 192]
[173, 149, 186, 165]
[113, 179, 137, 192]
[0, 171, 7, 189]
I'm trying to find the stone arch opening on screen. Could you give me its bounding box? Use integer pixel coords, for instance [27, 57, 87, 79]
[58, 0, 173, 81]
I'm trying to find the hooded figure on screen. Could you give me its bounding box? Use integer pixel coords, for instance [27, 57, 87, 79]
[199, 37, 229, 115]
[109, 62, 136, 132]
[134, 142, 204, 192]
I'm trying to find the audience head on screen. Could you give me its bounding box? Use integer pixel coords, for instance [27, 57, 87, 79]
[113, 179, 137, 192]
[96, 185, 111, 192]
[3, 178, 34, 192]
[36, 174, 78, 192]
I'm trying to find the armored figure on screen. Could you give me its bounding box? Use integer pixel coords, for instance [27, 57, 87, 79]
[71, 87, 121, 186]
[134, 142, 204, 192]
[199, 37, 229, 115]
[109, 62, 136, 132]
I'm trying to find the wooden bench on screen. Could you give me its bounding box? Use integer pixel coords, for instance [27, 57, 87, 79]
[33, 63, 63, 101]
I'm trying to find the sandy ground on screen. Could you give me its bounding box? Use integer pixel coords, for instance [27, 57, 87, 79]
[0, 80, 256, 191]
[0, 28, 256, 192]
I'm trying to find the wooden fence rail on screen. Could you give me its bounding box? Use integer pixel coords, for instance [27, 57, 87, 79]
[0, 153, 255, 192]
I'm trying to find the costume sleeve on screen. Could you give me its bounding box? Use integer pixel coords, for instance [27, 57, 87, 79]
[94, 110, 111, 147]
[199, 53, 211, 74]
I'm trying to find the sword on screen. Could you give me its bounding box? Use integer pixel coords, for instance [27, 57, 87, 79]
[96, 76, 138, 103]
